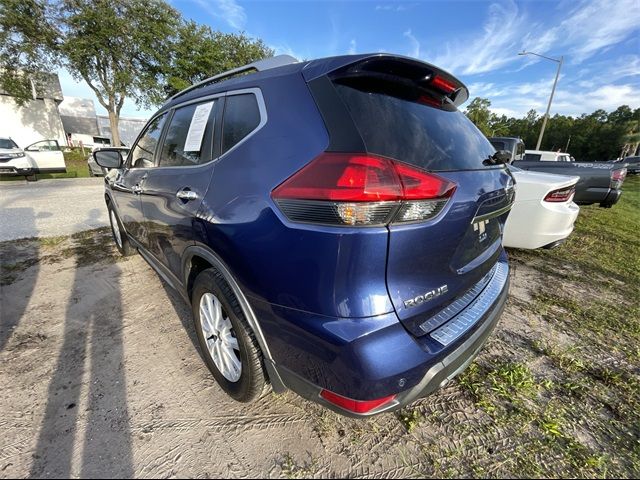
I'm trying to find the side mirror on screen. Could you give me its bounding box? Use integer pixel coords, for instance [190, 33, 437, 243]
[494, 150, 513, 164]
[94, 149, 123, 169]
[484, 149, 513, 166]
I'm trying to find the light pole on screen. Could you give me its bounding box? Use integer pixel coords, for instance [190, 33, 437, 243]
[519, 51, 563, 151]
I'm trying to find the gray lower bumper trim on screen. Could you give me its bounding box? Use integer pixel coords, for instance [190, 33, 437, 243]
[430, 261, 509, 346]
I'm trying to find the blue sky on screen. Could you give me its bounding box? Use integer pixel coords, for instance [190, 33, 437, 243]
[59, 0, 640, 119]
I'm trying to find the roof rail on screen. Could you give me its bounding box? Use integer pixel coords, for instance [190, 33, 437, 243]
[169, 54, 299, 102]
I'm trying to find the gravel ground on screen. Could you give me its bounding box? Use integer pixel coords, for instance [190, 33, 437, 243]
[0, 178, 108, 241]
[1, 227, 637, 478]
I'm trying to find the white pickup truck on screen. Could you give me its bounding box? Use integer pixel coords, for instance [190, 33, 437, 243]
[524, 149, 575, 162]
[0, 137, 66, 181]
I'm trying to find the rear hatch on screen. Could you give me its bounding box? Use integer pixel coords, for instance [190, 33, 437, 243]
[306, 55, 514, 337]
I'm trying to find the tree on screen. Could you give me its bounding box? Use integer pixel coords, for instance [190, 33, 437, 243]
[164, 21, 274, 98]
[464, 97, 492, 136]
[0, 0, 274, 147]
[59, 0, 179, 146]
[0, 0, 58, 105]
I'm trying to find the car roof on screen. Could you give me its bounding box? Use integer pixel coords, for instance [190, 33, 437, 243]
[159, 53, 470, 114]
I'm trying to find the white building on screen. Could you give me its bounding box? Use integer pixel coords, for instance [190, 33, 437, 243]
[1, 73, 148, 149]
[0, 73, 67, 149]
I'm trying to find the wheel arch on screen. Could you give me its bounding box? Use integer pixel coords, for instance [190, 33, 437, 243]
[182, 245, 286, 392]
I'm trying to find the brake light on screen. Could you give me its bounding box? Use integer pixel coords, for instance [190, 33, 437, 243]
[611, 168, 627, 188]
[272, 153, 456, 226]
[544, 185, 576, 203]
[320, 389, 396, 414]
[431, 75, 457, 94]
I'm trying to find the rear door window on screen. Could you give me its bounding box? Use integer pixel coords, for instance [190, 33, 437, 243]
[333, 82, 496, 171]
[159, 100, 218, 167]
[221, 93, 261, 155]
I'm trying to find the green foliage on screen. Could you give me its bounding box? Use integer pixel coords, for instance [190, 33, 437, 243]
[465, 96, 640, 161]
[397, 407, 423, 433]
[464, 97, 493, 136]
[0, 0, 58, 105]
[164, 21, 274, 98]
[0, 0, 274, 146]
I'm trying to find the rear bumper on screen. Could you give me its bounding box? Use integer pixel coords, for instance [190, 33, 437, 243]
[503, 200, 579, 249]
[599, 188, 622, 207]
[575, 187, 621, 207]
[253, 256, 510, 417]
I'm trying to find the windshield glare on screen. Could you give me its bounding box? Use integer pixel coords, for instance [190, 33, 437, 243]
[0, 139, 19, 149]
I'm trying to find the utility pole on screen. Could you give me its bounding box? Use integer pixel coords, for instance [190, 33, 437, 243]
[518, 51, 564, 150]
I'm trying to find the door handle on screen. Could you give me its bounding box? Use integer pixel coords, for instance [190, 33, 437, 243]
[176, 189, 198, 201]
[132, 185, 143, 195]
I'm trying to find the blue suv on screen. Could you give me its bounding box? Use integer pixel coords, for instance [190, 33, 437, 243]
[94, 54, 513, 416]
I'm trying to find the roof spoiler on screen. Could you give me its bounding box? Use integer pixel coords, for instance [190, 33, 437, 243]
[302, 54, 469, 107]
[169, 54, 299, 102]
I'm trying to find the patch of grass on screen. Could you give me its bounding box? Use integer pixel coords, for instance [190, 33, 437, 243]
[0, 258, 40, 285]
[37, 235, 67, 248]
[509, 175, 640, 294]
[397, 407, 423, 433]
[278, 453, 316, 479]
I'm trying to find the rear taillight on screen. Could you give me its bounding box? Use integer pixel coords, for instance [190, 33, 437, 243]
[320, 389, 396, 414]
[611, 168, 627, 188]
[272, 153, 456, 226]
[544, 185, 576, 203]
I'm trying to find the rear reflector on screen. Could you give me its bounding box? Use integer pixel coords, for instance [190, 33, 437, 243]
[272, 153, 456, 226]
[320, 389, 396, 414]
[544, 185, 576, 202]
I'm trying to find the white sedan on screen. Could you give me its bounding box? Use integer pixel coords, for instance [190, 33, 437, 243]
[504, 166, 580, 249]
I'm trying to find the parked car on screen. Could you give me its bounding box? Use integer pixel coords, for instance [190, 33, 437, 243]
[88, 146, 129, 176]
[0, 137, 66, 181]
[95, 54, 513, 416]
[524, 150, 574, 162]
[489, 137, 626, 208]
[503, 165, 579, 249]
[612, 156, 640, 175]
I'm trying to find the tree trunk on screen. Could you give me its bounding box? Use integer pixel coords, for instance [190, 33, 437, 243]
[108, 109, 121, 147]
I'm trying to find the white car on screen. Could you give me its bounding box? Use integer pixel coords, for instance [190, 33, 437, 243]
[503, 166, 580, 249]
[0, 137, 66, 180]
[524, 149, 574, 162]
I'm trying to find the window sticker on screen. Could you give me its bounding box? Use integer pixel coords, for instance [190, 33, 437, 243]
[184, 102, 214, 152]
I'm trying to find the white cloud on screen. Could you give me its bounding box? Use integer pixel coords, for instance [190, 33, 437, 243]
[428, 1, 525, 75]
[193, 0, 246, 30]
[269, 43, 306, 61]
[348, 39, 357, 55]
[479, 79, 640, 118]
[403, 29, 420, 59]
[419, 0, 639, 76]
[560, 0, 640, 62]
[375, 4, 407, 12]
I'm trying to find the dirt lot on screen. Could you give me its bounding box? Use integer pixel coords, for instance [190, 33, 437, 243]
[1, 178, 638, 478]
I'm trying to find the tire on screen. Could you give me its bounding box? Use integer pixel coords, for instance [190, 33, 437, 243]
[107, 202, 134, 256]
[192, 268, 266, 402]
[25, 173, 37, 182]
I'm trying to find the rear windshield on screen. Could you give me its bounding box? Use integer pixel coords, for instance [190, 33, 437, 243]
[524, 153, 541, 162]
[333, 83, 497, 171]
[0, 138, 19, 149]
[490, 140, 506, 151]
